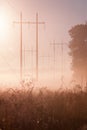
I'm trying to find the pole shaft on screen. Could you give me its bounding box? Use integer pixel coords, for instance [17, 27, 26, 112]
[36, 13, 38, 81]
[20, 12, 23, 82]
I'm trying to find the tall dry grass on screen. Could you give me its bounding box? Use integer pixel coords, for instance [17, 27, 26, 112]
[0, 84, 86, 130]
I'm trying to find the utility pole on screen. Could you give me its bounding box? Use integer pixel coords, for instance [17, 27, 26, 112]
[14, 12, 45, 82]
[50, 41, 67, 87]
[14, 12, 23, 83]
[27, 13, 45, 81]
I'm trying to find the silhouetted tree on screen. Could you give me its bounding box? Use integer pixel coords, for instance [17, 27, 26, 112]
[69, 23, 87, 84]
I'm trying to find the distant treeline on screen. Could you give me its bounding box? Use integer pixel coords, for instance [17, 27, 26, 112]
[0, 86, 87, 130]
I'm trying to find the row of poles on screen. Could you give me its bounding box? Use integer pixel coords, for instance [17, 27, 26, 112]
[14, 12, 67, 86]
[14, 12, 45, 82]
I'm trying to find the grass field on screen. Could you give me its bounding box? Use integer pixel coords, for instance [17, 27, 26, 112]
[0, 85, 87, 130]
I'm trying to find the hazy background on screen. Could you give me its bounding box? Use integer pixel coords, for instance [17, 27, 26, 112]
[0, 0, 86, 88]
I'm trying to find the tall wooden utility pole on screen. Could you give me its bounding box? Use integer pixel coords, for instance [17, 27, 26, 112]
[14, 12, 23, 82]
[13, 12, 31, 82]
[14, 12, 45, 82]
[50, 41, 67, 86]
[28, 13, 45, 81]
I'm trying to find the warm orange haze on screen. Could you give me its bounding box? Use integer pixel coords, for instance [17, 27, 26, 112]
[0, 0, 86, 89]
[0, 1, 87, 130]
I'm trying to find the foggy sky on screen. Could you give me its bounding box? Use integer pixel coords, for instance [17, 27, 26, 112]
[0, 0, 86, 85]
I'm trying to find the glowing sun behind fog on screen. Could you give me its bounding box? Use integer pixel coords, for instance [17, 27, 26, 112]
[0, 8, 10, 40]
